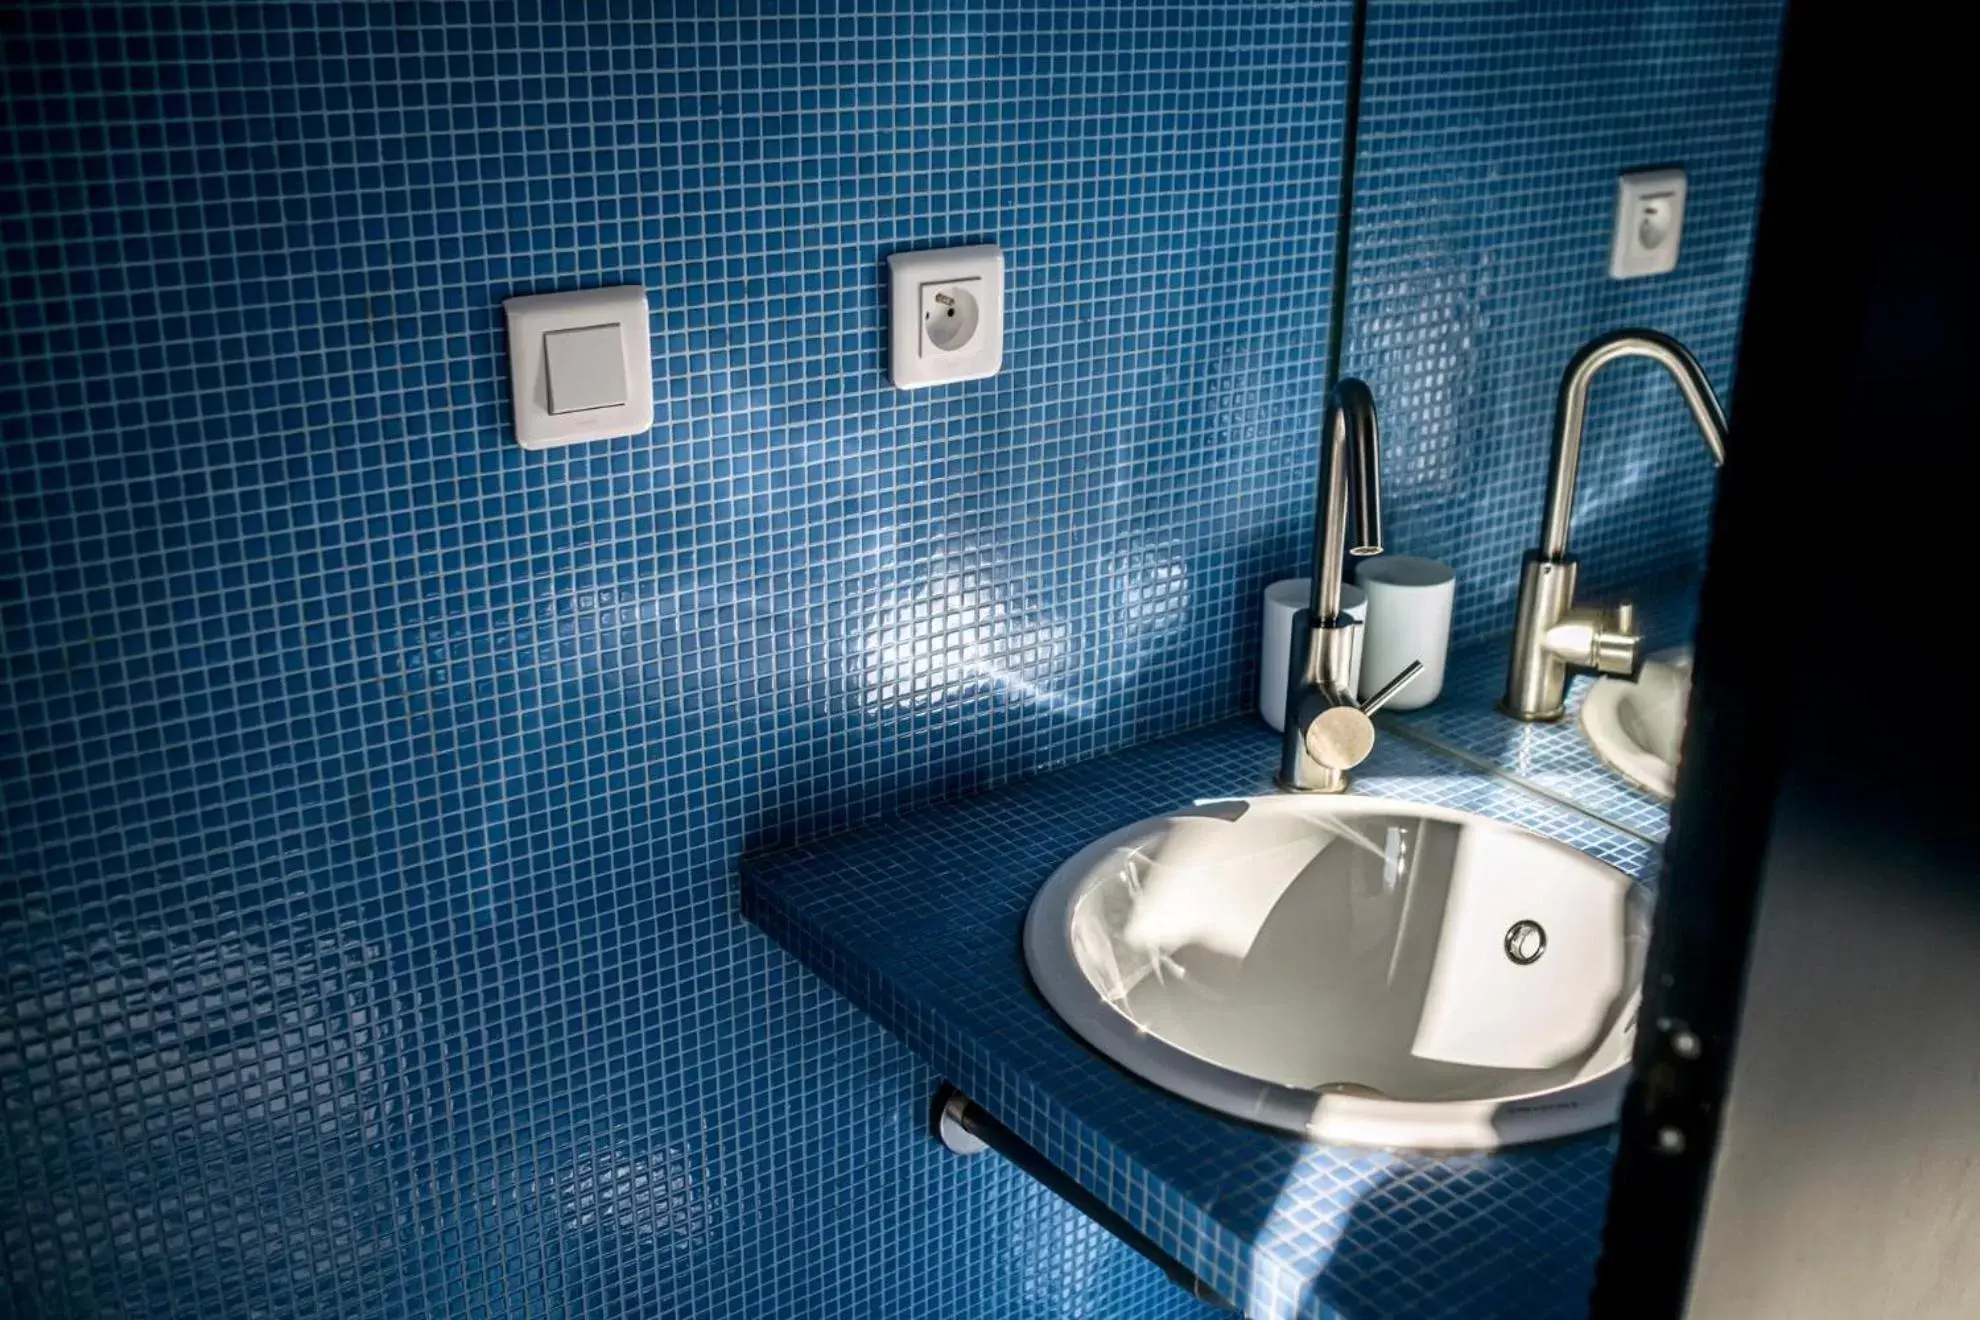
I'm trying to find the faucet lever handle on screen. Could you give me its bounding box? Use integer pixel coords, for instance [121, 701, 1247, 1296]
[1359, 660, 1426, 717]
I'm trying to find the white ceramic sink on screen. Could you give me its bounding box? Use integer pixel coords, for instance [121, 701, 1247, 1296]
[1024, 795, 1648, 1150]
[1579, 646, 1692, 800]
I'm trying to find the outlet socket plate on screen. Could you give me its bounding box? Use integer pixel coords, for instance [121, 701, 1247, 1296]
[1610, 168, 1688, 279]
[888, 244, 1004, 389]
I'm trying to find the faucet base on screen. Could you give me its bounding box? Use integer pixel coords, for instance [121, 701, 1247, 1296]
[1502, 553, 1646, 722]
[1502, 552, 1577, 720]
[1275, 771, 1352, 795]
[1497, 698, 1567, 724]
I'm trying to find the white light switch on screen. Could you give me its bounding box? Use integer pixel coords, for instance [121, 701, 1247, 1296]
[503, 285, 653, 449]
[544, 323, 629, 414]
[1609, 169, 1688, 279]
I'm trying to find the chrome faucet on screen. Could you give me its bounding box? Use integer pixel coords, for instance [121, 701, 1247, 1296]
[1279, 379, 1424, 793]
[1500, 330, 1728, 721]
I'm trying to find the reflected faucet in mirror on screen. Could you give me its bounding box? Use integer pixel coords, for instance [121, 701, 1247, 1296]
[1279, 378, 1424, 793]
[1500, 330, 1729, 722]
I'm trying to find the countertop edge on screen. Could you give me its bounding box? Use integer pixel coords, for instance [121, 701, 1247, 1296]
[737, 861, 1287, 1306]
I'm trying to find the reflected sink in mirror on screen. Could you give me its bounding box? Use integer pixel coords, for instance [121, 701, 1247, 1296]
[1024, 795, 1649, 1151]
[1579, 646, 1693, 801]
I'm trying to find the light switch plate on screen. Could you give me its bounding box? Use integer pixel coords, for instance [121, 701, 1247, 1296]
[1609, 168, 1688, 279]
[888, 244, 1004, 389]
[503, 285, 653, 449]
[544, 324, 629, 414]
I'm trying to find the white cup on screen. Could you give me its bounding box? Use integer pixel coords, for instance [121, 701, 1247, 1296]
[1354, 556, 1455, 711]
[1259, 577, 1367, 731]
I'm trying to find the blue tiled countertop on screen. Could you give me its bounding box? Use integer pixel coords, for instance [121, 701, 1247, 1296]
[741, 719, 1656, 1319]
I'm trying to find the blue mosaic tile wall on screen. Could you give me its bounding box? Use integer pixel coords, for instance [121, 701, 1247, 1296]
[0, 4, 1776, 1318]
[1352, 2, 1782, 645]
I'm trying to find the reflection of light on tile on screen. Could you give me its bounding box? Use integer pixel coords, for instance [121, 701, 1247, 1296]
[1355, 261, 1477, 504]
[1113, 547, 1191, 641]
[1574, 434, 1659, 534]
[1007, 1193, 1113, 1313]
[860, 564, 1072, 710]
[1241, 1143, 1404, 1318]
[535, 1145, 711, 1246]
[0, 922, 402, 1294]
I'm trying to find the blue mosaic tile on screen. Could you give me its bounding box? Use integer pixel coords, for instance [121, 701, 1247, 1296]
[743, 718, 1656, 1320]
[1348, 2, 1781, 652]
[0, 3, 1777, 1317]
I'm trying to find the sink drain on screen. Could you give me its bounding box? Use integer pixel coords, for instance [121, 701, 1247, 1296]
[1505, 920, 1547, 965]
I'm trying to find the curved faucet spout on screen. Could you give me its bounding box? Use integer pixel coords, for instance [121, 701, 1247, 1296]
[1540, 329, 1729, 559]
[1309, 377, 1385, 626]
[1502, 329, 1729, 722]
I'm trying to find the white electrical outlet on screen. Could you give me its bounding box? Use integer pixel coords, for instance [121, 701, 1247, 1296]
[888, 245, 1004, 389]
[1610, 169, 1688, 279]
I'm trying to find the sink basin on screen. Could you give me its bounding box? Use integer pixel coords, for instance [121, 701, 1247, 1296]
[1579, 646, 1692, 800]
[1024, 796, 1648, 1150]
